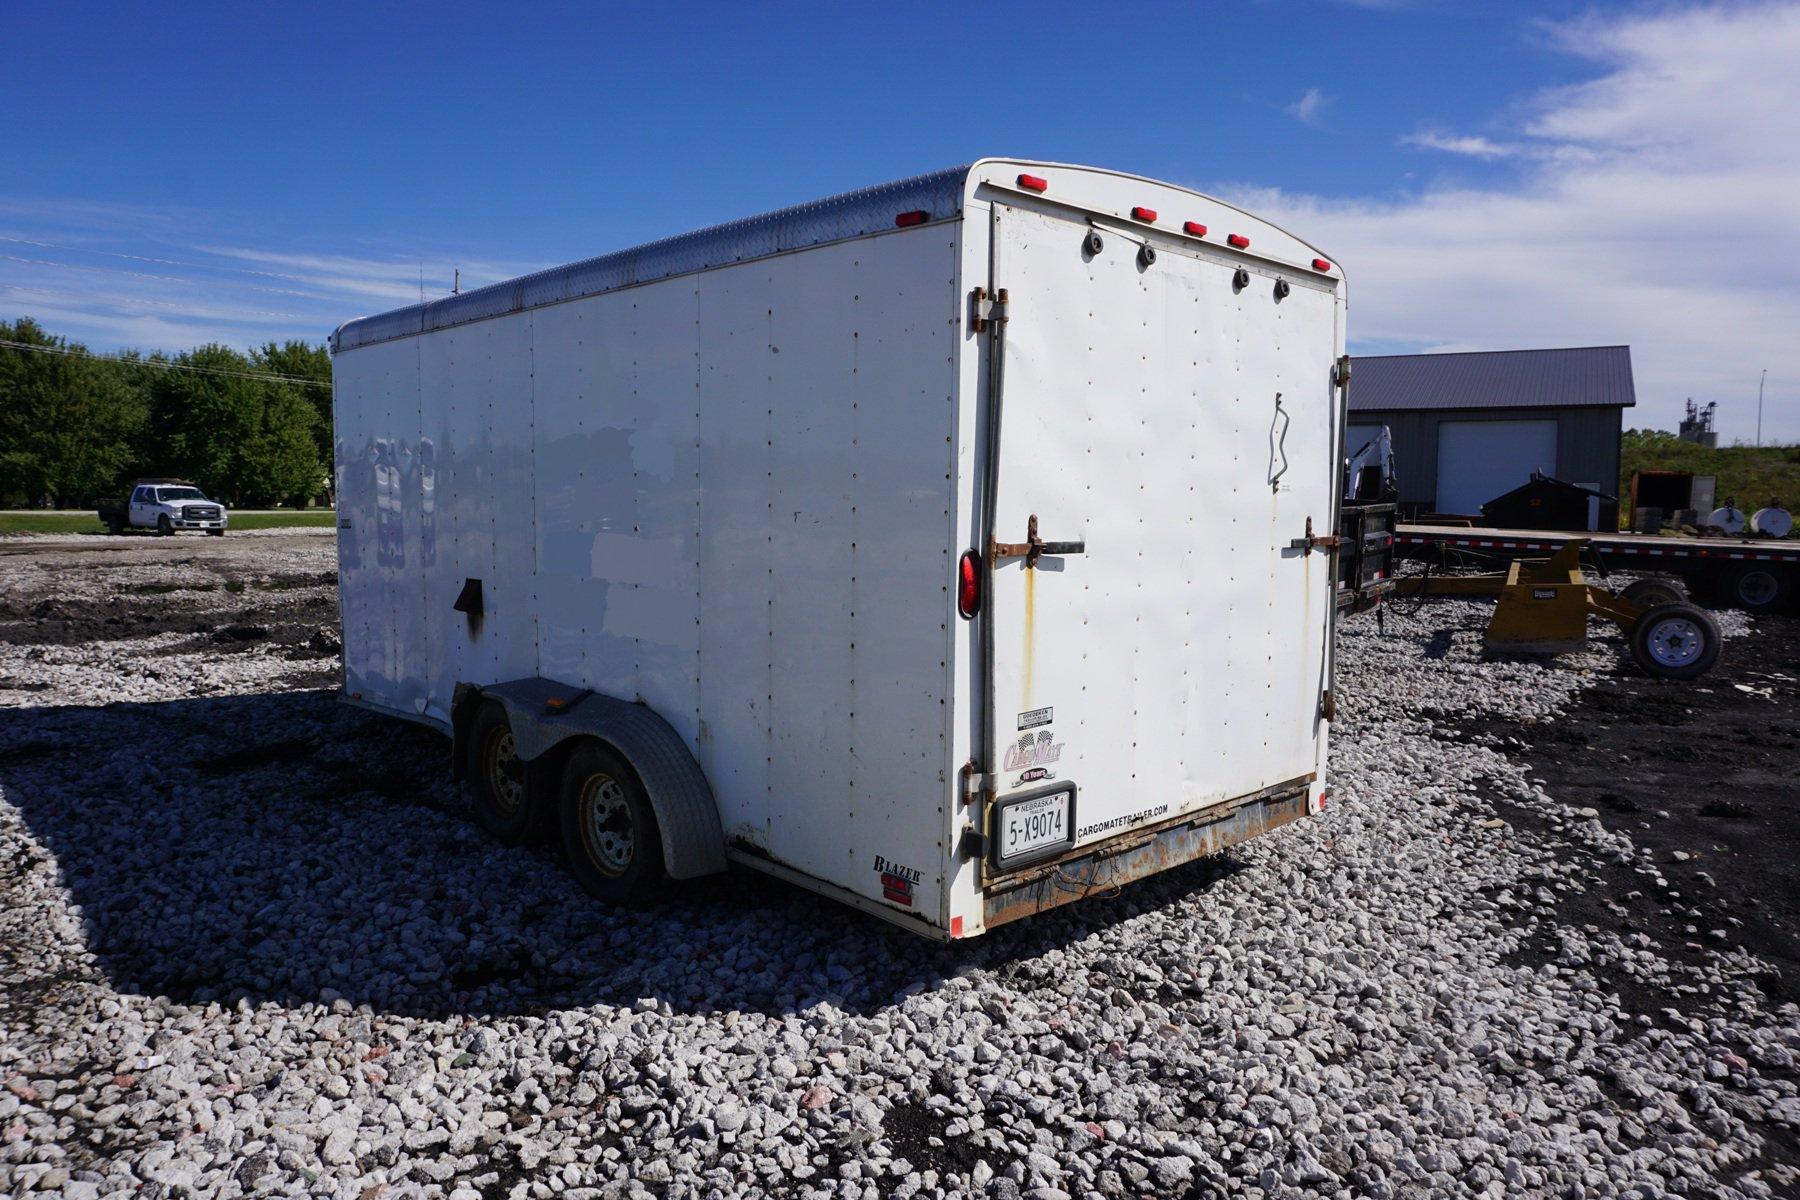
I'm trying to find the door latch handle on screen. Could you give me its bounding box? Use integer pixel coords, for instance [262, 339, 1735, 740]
[1289, 516, 1341, 555]
[993, 514, 1086, 567]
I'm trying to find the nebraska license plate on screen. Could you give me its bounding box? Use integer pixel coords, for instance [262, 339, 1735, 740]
[994, 785, 1075, 868]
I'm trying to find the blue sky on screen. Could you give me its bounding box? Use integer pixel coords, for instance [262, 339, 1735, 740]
[3, 1, 1796, 441]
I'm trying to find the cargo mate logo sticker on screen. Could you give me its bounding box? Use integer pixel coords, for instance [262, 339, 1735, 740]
[1004, 730, 1064, 771]
[873, 855, 921, 907]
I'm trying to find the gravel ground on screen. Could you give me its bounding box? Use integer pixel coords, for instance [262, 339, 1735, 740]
[2, 533, 1797, 1200]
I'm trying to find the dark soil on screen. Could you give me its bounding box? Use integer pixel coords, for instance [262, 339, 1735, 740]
[1510, 615, 1800, 991]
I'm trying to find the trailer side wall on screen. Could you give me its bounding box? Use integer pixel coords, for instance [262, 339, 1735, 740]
[334, 222, 965, 921]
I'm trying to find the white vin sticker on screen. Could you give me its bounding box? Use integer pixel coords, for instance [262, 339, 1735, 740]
[997, 791, 1071, 866]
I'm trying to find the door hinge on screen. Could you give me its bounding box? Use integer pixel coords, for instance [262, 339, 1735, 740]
[1320, 689, 1338, 722]
[993, 513, 1086, 568]
[1334, 354, 1352, 388]
[960, 760, 993, 806]
[1289, 516, 1341, 556]
[971, 286, 1009, 334]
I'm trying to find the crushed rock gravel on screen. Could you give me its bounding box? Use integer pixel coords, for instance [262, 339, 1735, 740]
[1, 535, 1795, 1200]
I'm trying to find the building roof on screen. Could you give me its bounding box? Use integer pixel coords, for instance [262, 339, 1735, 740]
[1349, 346, 1636, 412]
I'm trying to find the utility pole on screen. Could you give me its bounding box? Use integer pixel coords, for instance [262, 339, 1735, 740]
[1757, 368, 1766, 447]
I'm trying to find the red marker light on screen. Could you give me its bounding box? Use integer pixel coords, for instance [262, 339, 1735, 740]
[957, 550, 982, 619]
[1017, 174, 1048, 192]
[1183, 221, 1207, 236]
[895, 210, 929, 227]
[1312, 257, 1333, 272]
[1131, 206, 1158, 223]
[1227, 234, 1250, 249]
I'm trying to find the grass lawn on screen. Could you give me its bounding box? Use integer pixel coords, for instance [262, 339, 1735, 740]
[1620, 431, 1799, 522]
[0, 510, 337, 534]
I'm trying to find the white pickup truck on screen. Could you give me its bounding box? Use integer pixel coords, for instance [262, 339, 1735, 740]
[98, 480, 229, 536]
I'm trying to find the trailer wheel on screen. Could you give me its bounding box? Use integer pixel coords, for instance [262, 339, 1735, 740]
[156, 514, 173, 537]
[559, 740, 665, 906]
[465, 703, 549, 845]
[1620, 576, 1689, 607]
[1724, 564, 1792, 613]
[1629, 602, 1722, 681]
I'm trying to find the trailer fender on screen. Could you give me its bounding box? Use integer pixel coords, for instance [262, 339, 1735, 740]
[457, 677, 727, 880]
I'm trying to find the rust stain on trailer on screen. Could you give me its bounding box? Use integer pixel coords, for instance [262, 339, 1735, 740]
[1021, 565, 1037, 705]
[982, 779, 1311, 929]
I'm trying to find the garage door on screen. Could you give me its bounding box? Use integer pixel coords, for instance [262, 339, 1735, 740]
[1435, 419, 1557, 515]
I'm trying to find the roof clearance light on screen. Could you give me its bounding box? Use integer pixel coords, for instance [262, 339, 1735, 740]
[1183, 221, 1207, 236]
[1017, 174, 1048, 192]
[1131, 206, 1158, 223]
[1228, 234, 1250, 249]
[895, 210, 929, 227]
[1312, 258, 1333, 272]
[957, 550, 982, 619]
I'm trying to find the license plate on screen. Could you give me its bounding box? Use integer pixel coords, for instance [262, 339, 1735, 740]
[994, 786, 1075, 868]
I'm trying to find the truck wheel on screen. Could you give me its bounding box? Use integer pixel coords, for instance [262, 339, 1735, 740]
[1724, 564, 1792, 613]
[156, 514, 174, 536]
[1620, 576, 1688, 607]
[1629, 602, 1722, 681]
[207, 528, 226, 537]
[104, 516, 123, 535]
[465, 703, 548, 845]
[559, 740, 665, 906]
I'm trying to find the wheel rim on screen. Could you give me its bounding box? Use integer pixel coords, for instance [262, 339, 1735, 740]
[577, 773, 634, 876]
[481, 727, 523, 815]
[1738, 570, 1778, 608]
[1646, 617, 1705, 668]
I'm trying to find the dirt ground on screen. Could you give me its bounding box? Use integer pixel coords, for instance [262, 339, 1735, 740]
[1479, 611, 1800, 1002]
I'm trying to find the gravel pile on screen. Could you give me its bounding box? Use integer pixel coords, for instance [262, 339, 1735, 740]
[2, 538, 1796, 1199]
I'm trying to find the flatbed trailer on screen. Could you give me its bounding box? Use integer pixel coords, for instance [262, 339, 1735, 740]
[1395, 524, 1799, 613]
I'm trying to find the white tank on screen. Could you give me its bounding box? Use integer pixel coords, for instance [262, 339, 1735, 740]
[1751, 505, 1793, 539]
[1709, 505, 1747, 535]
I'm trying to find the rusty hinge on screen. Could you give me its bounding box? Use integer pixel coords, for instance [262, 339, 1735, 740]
[1289, 516, 1341, 556]
[971, 286, 1009, 333]
[1320, 689, 1338, 722]
[992, 513, 1086, 568]
[959, 760, 992, 806]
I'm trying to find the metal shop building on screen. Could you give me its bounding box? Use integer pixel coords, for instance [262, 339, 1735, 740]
[1348, 345, 1636, 523]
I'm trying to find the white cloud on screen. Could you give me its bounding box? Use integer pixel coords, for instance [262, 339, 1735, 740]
[0, 200, 536, 353]
[1401, 131, 1519, 160]
[1286, 87, 1333, 126]
[1231, 1, 1800, 443]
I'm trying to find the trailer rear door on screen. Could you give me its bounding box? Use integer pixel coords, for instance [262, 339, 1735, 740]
[983, 202, 1339, 870]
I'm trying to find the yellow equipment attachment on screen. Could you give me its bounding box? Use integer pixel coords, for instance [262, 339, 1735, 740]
[1391, 540, 1722, 679]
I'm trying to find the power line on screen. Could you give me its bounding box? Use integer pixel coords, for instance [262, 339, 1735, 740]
[0, 337, 331, 389]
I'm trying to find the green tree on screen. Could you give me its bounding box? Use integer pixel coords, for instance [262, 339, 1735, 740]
[144, 343, 322, 506]
[0, 317, 147, 505]
[255, 339, 332, 471]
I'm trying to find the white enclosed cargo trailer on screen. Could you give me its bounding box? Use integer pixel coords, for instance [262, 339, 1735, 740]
[331, 159, 1348, 939]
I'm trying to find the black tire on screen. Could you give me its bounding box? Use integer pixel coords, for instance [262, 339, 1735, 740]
[104, 517, 124, 535]
[156, 514, 174, 537]
[207, 527, 226, 537]
[1629, 602, 1722, 681]
[464, 703, 549, 845]
[559, 740, 665, 906]
[1620, 576, 1688, 608]
[1723, 564, 1792, 613]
